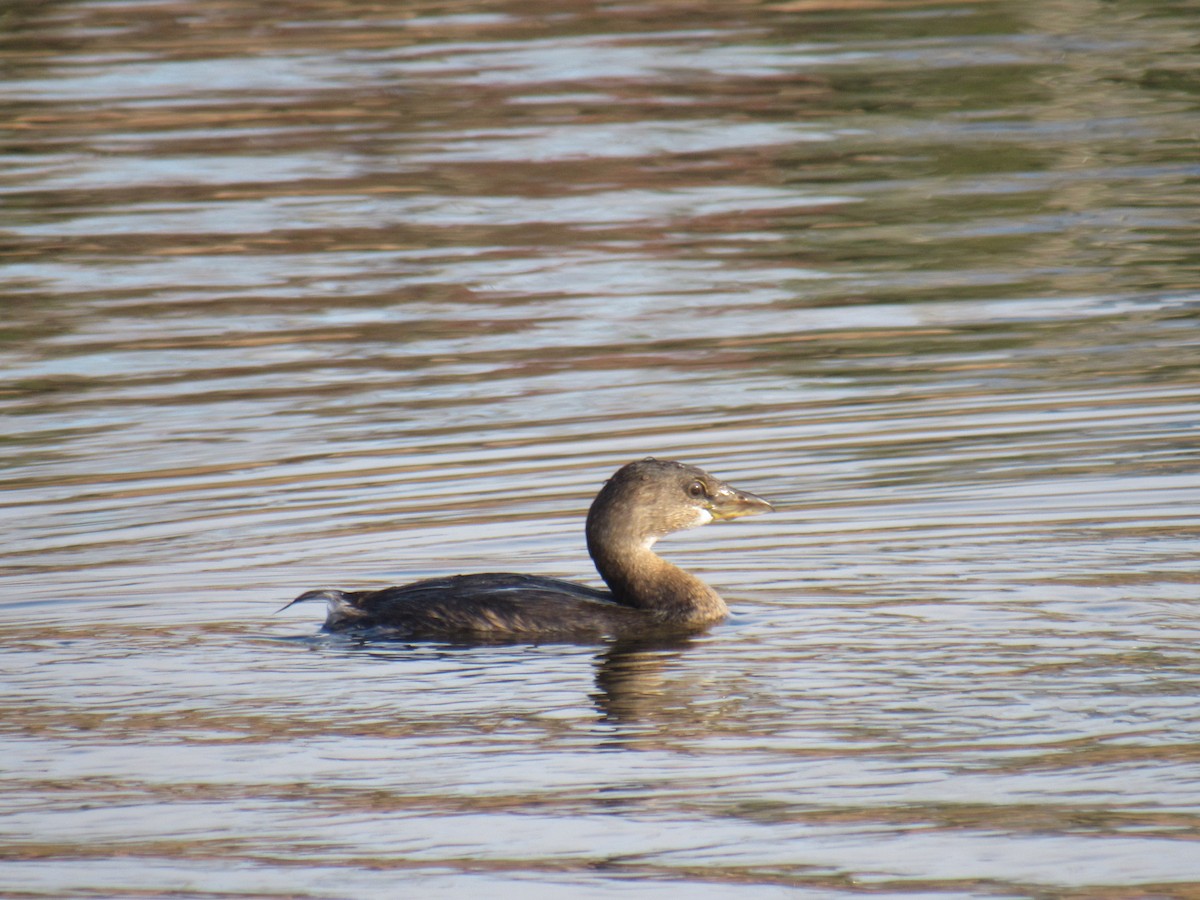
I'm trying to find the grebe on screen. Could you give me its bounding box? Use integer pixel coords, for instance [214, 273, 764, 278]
[285, 458, 773, 641]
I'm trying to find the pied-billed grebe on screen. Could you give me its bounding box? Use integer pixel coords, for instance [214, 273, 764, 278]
[285, 458, 773, 641]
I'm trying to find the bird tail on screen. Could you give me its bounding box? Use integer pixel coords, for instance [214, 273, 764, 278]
[275, 589, 351, 615]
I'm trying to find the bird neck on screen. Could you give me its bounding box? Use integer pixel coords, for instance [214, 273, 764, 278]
[587, 536, 728, 625]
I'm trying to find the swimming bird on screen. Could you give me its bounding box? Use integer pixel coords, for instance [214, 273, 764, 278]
[285, 457, 773, 641]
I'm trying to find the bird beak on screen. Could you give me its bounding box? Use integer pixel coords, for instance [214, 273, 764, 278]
[710, 485, 775, 522]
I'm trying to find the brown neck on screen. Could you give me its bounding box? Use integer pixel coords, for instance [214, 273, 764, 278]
[587, 536, 728, 625]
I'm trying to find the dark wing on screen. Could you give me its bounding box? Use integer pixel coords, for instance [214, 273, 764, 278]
[333, 573, 646, 640]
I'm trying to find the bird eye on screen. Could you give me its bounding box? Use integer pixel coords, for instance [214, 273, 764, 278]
[687, 480, 707, 499]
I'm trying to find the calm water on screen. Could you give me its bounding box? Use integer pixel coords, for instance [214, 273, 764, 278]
[3, 0, 1200, 896]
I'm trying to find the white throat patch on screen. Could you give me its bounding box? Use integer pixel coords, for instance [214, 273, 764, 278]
[641, 507, 714, 550]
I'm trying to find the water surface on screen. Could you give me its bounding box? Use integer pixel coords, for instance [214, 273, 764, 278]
[2, 0, 1200, 896]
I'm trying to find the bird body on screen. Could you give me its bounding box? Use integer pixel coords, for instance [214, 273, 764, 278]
[286, 458, 773, 642]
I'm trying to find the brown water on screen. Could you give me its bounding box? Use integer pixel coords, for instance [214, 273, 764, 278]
[3, 0, 1200, 896]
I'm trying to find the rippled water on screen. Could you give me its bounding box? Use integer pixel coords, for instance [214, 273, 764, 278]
[3, 0, 1200, 896]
